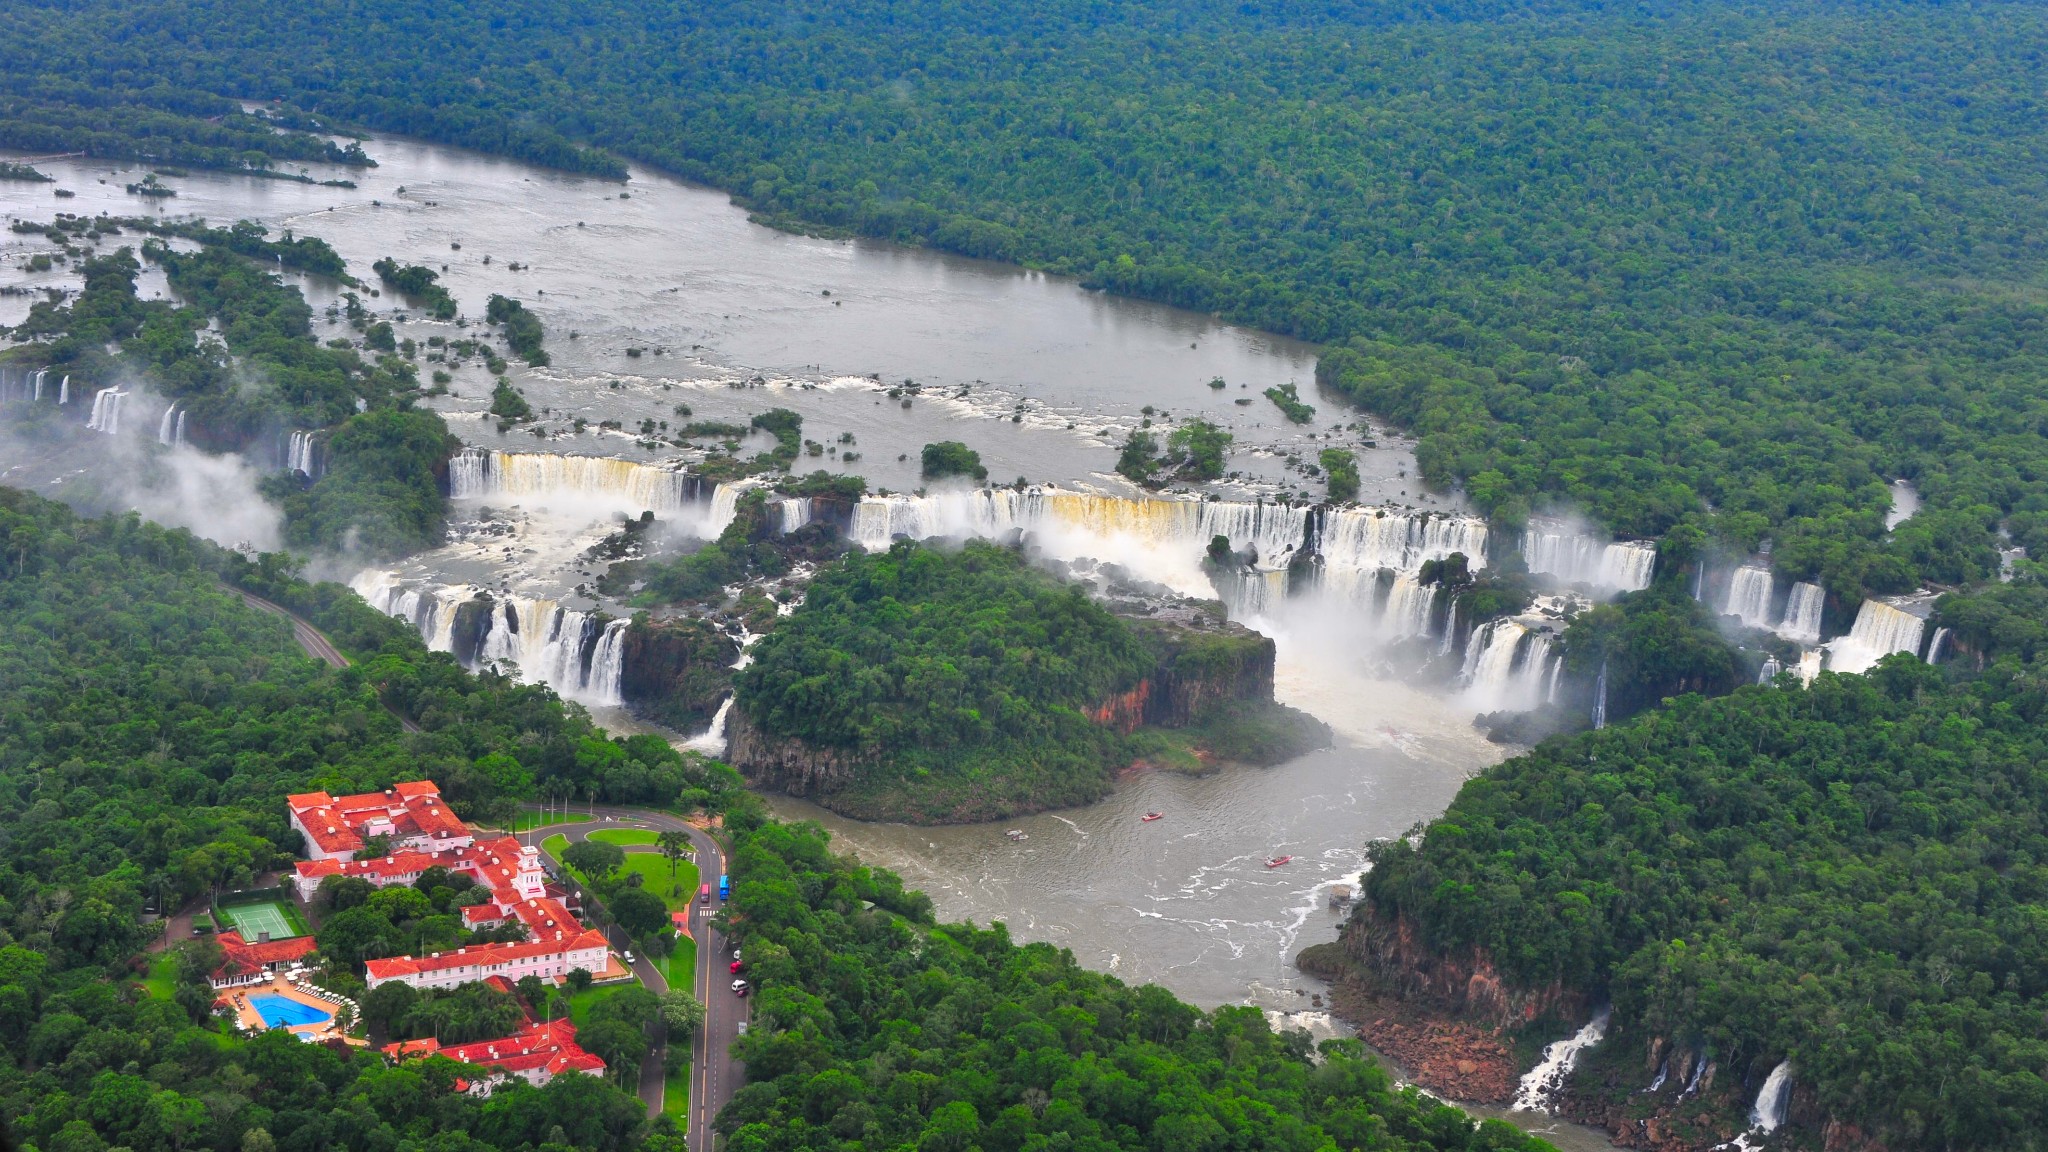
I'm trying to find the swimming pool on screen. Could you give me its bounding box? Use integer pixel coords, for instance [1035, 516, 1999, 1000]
[248, 994, 332, 1029]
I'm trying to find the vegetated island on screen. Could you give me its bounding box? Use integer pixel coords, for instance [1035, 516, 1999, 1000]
[728, 539, 1329, 823]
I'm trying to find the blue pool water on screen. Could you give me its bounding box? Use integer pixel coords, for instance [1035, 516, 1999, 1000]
[248, 994, 332, 1029]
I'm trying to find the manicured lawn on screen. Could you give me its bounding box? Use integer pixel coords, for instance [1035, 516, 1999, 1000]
[622, 855, 699, 914]
[540, 833, 570, 862]
[586, 828, 661, 847]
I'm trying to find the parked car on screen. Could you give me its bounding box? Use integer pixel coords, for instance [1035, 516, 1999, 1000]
[623, 951, 635, 965]
[731, 978, 749, 996]
[729, 960, 743, 974]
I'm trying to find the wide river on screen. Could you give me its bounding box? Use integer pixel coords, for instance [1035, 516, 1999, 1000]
[1, 136, 1613, 1148]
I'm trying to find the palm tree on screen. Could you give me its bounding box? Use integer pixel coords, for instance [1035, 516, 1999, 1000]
[657, 830, 692, 894]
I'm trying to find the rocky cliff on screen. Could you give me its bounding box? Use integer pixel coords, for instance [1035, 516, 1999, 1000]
[723, 706, 868, 797]
[618, 615, 739, 731]
[1122, 607, 1275, 727]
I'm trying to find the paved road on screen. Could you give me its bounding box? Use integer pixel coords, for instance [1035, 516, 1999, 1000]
[228, 585, 423, 733]
[523, 805, 743, 1147]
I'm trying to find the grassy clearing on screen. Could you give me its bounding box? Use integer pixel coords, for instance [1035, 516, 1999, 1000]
[141, 952, 176, 1001]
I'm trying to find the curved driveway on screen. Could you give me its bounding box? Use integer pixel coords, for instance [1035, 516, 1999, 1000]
[521, 805, 743, 1150]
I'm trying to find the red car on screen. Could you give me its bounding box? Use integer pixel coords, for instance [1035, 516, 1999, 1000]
[729, 960, 743, 974]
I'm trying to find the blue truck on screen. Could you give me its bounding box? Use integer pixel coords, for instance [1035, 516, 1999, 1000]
[718, 875, 731, 901]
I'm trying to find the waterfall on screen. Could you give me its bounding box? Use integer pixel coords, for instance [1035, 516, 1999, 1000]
[777, 496, 812, 535]
[850, 490, 1485, 575]
[473, 599, 626, 704]
[1750, 1061, 1792, 1133]
[1777, 582, 1824, 644]
[351, 570, 625, 703]
[1927, 626, 1952, 663]
[1691, 565, 1704, 601]
[1461, 621, 1557, 711]
[158, 403, 181, 446]
[1796, 649, 1823, 684]
[1757, 655, 1783, 684]
[1644, 1059, 1669, 1094]
[58, 374, 70, 404]
[286, 431, 319, 477]
[1722, 566, 1774, 628]
[847, 488, 1491, 634]
[685, 696, 733, 756]
[1679, 1054, 1706, 1098]
[1510, 1008, 1609, 1113]
[451, 447, 697, 513]
[31, 368, 43, 402]
[1591, 657, 1610, 730]
[85, 387, 126, 434]
[586, 619, 629, 704]
[1827, 600, 1926, 674]
[1522, 521, 1656, 591]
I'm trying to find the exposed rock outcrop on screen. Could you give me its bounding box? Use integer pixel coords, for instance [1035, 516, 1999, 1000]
[1342, 904, 1587, 1030]
[618, 615, 739, 731]
[724, 706, 868, 797]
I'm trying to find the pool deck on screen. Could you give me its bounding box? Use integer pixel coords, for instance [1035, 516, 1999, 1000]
[224, 974, 366, 1046]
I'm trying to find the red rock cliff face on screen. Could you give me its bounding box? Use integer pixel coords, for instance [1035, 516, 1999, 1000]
[1090, 680, 1151, 734]
[1343, 904, 1587, 1031]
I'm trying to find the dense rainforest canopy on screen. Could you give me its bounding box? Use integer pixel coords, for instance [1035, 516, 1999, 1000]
[3, 0, 2047, 598]
[733, 541, 1155, 820]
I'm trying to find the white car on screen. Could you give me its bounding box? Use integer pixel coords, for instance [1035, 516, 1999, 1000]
[731, 978, 748, 993]
[622, 951, 635, 965]
[736, 1021, 749, 1036]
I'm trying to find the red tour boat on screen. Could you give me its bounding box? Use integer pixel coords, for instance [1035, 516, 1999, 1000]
[1265, 855, 1293, 868]
[1142, 812, 1164, 822]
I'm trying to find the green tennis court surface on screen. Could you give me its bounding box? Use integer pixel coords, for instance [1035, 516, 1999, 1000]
[220, 900, 304, 940]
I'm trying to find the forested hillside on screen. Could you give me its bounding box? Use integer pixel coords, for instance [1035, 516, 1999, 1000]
[4, 0, 2047, 596]
[1356, 627, 2048, 1147]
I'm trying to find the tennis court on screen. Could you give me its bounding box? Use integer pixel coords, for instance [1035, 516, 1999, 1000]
[220, 900, 304, 941]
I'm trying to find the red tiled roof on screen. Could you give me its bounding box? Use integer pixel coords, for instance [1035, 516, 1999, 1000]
[383, 1020, 605, 1081]
[288, 781, 466, 851]
[444, 1020, 605, 1076]
[364, 928, 608, 980]
[296, 836, 528, 886]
